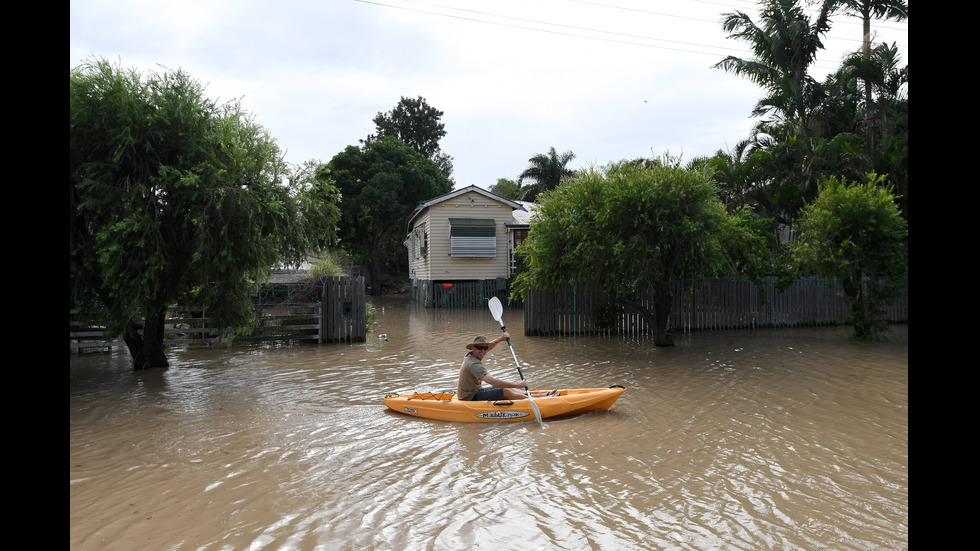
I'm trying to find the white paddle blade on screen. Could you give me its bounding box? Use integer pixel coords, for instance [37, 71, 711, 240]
[528, 394, 543, 426]
[488, 296, 503, 322]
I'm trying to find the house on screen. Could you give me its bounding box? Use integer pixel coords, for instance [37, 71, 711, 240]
[403, 185, 530, 305]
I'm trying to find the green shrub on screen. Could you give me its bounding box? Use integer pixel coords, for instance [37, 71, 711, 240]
[306, 250, 349, 280]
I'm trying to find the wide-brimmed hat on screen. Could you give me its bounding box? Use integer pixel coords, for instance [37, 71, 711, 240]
[466, 336, 490, 350]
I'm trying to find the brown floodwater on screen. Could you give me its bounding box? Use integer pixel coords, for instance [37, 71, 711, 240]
[70, 295, 908, 550]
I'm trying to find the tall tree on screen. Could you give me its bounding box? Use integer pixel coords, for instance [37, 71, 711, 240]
[71, 58, 340, 369]
[517, 147, 576, 202]
[326, 136, 452, 293]
[792, 174, 907, 338]
[842, 43, 908, 208]
[833, 0, 908, 57]
[364, 96, 454, 181]
[514, 159, 764, 346]
[833, 0, 908, 157]
[714, 0, 879, 221]
[715, 0, 836, 137]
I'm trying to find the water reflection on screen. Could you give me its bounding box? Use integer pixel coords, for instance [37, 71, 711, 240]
[71, 296, 907, 550]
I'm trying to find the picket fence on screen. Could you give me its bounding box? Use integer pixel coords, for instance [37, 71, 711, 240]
[523, 278, 908, 336]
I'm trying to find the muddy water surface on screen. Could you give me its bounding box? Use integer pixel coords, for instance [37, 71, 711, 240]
[70, 296, 908, 550]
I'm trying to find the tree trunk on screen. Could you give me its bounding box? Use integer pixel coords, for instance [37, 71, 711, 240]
[861, 9, 874, 155]
[142, 310, 170, 368]
[617, 287, 674, 347]
[843, 279, 872, 339]
[369, 251, 383, 295]
[368, 231, 388, 295]
[122, 320, 146, 370]
[123, 310, 170, 370]
[651, 281, 675, 346]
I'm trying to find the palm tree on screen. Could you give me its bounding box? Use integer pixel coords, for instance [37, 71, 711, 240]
[843, 42, 907, 125]
[832, 0, 908, 154]
[714, 0, 836, 138]
[705, 139, 765, 214]
[518, 147, 576, 202]
[842, 42, 908, 216]
[833, 0, 908, 57]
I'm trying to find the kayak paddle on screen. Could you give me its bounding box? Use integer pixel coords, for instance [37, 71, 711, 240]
[488, 297, 543, 427]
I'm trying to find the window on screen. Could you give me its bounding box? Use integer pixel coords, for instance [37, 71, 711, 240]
[412, 222, 427, 259]
[449, 218, 496, 257]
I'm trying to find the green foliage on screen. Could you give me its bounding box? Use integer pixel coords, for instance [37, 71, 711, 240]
[514, 158, 763, 345]
[841, 42, 909, 218]
[832, 0, 908, 55]
[365, 302, 378, 330]
[713, 0, 909, 226]
[592, 297, 622, 330]
[364, 96, 454, 181]
[518, 147, 577, 202]
[306, 250, 349, 280]
[327, 136, 452, 293]
[792, 174, 907, 338]
[715, 0, 835, 133]
[489, 178, 521, 201]
[704, 139, 764, 213]
[725, 207, 797, 300]
[70, 57, 340, 367]
[289, 160, 344, 255]
[752, 126, 869, 226]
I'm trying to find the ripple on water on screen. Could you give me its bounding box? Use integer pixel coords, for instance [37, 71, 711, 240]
[71, 311, 907, 550]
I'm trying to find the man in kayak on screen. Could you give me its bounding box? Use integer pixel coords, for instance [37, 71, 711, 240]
[457, 334, 558, 401]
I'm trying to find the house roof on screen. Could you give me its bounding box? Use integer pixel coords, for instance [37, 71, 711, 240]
[405, 185, 527, 236]
[508, 200, 537, 227]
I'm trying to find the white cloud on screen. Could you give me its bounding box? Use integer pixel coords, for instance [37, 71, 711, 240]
[70, 0, 909, 188]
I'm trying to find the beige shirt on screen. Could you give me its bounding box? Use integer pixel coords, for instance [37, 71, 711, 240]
[456, 352, 487, 400]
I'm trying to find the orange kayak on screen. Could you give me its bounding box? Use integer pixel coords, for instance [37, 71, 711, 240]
[384, 386, 625, 423]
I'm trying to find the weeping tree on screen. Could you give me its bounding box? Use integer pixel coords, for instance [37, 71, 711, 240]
[70, 58, 340, 369]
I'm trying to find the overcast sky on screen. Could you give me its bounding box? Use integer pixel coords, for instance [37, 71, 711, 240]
[70, 0, 908, 190]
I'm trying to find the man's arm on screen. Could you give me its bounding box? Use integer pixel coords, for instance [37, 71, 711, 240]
[485, 332, 510, 351]
[481, 374, 526, 389]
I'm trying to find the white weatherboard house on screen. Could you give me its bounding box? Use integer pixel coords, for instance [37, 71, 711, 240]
[404, 185, 531, 305]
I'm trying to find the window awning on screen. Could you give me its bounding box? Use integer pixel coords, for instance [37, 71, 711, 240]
[449, 218, 496, 236]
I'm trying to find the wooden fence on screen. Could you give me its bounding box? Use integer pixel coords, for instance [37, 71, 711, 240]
[320, 276, 367, 343]
[70, 276, 365, 352]
[524, 278, 909, 336]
